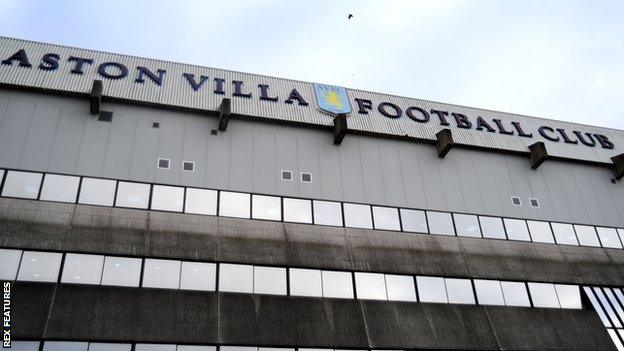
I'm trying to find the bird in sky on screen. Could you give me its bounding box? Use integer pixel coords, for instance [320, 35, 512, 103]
[348, 14, 354, 19]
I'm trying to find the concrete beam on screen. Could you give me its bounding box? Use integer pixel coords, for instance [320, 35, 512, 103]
[612, 153, 624, 180]
[333, 113, 347, 145]
[436, 128, 454, 158]
[218, 98, 232, 131]
[529, 142, 548, 169]
[89, 79, 103, 115]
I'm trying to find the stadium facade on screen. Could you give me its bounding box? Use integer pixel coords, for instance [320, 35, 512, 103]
[1, 36, 624, 350]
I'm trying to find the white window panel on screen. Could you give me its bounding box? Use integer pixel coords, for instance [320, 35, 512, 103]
[177, 347, 217, 351]
[289, 268, 322, 297]
[313, 200, 343, 226]
[220, 348, 257, 351]
[142, 259, 181, 289]
[372, 206, 400, 231]
[503, 218, 531, 241]
[528, 282, 560, 308]
[551, 222, 579, 245]
[322, 270, 354, 299]
[596, 227, 623, 249]
[180, 261, 216, 291]
[555, 284, 582, 309]
[427, 211, 455, 236]
[344, 203, 373, 229]
[6, 341, 40, 351]
[0, 248, 22, 280]
[219, 191, 251, 218]
[453, 214, 481, 238]
[385, 274, 417, 302]
[219, 263, 253, 293]
[39, 174, 80, 203]
[184, 188, 218, 215]
[254, 266, 287, 295]
[527, 220, 555, 244]
[259, 348, 294, 351]
[135, 345, 176, 351]
[474, 279, 505, 306]
[479, 216, 507, 239]
[355, 272, 387, 300]
[78, 177, 116, 206]
[17, 251, 62, 283]
[115, 182, 150, 209]
[1, 170, 42, 199]
[101, 256, 142, 287]
[445, 278, 475, 304]
[417, 276, 447, 303]
[283, 198, 312, 223]
[151, 185, 184, 212]
[89, 343, 133, 351]
[574, 225, 601, 247]
[61, 253, 104, 285]
[43, 342, 88, 351]
[400, 209, 428, 233]
[618, 229, 624, 248]
[252, 194, 282, 221]
[501, 281, 531, 307]
[608, 330, 624, 351]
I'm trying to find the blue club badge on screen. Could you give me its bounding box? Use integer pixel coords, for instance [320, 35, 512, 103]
[313, 83, 352, 116]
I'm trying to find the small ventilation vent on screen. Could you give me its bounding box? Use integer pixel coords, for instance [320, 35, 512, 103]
[511, 196, 521, 206]
[183, 161, 195, 172]
[281, 170, 292, 181]
[157, 158, 170, 169]
[98, 111, 113, 122]
[301, 172, 312, 182]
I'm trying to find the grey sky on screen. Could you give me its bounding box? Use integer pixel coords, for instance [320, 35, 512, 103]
[1, 0, 622, 129]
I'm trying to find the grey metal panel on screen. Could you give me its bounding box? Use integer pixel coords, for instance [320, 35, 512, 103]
[155, 111, 185, 185]
[76, 111, 112, 176]
[102, 104, 137, 180]
[317, 133, 344, 201]
[295, 130, 322, 200]
[398, 143, 428, 209]
[0, 93, 35, 168]
[378, 141, 407, 207]
[274, 128, 298, 196]
[180, 115, 210, 188]
[228, 128, 253, 190]
[251, 128, 276, 195]
[1, 36, 623, 164]
[359, 140, 385, 204]
[339, 139, 366, 204]
[20, 99, 61, 170]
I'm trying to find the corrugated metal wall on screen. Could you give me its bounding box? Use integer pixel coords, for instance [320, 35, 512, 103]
[0, 36, 622, 164]
[0, 89, 622, 227]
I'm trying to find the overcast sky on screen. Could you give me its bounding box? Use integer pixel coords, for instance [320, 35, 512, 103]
[1, 0, 622, 129]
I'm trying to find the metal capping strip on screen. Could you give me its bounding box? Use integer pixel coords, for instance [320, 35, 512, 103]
[0, 36, 623, 164]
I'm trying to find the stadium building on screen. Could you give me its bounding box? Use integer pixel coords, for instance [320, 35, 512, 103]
[1, 36, 624, 350]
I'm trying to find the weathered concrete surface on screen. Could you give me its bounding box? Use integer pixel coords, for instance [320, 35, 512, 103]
[2, 198, 624, 286]
[11, 283, 615, 350]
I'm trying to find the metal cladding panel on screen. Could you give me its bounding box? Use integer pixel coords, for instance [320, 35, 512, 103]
[0, 36, 623, 164]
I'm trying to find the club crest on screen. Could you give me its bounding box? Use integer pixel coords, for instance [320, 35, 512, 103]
[313, 83, 351, 116]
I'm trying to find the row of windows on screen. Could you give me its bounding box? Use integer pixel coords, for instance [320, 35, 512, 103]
[583, 286, 624, 350]
[1, 169, 623, 249]
[7, 342, 388, 351]
[0, 248, 582, 309]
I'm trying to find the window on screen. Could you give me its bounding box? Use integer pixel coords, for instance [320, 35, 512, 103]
[301, 172, 312, 182]
[180, 261, 216, 291]
[511, 196, 521, 206]
[426, 211, 455, 236]
[574, 225, 601, 247]
[343, 203, 373, 229]
[500, 281, 531, 307]
[43, 342, 88, 351]
[322, 270, 354, 298]
[584, 287, 612, 327]
[453, 214, 481, 238]
[551, 222, 579, 245]
[596, 227, 623, 249]
[289, 268, 322, 297]
[220, 348, 257, 351]
[0, 248, 22, 280]
[182, 161, 195, 172]
[281, 170, 292, 181]
[372, 206, 400, 231]
[40, 174, 80, 203]
[61, 253, 104, 285]
[618, 229, 624, 246]
[445, 278, 475, 304]
[474, 279, 505, 306]
[416, 276, 447, 303]
[1, 170, 42, 199]
[479, 216, 507, 239]
[184, 188, 217, 215]
[283, 198, 312, 223]
[529, 198, 540, 208]
[78, 178, 116, 206]
[89, 343, 132, 351]
[252, 194, 281, 221]
[17, 251, 62, 283]
[555, 284, 582, 309]
[6, 341, 40, 351]
[219, 263, 253, 293]
[528, 282, 560, 308]
[503, 218, 531, 241]
[151, 185, 184, 212]
[355, 272, 387, 300]
[177, 347, 216, 351]
[593, 287, 623, 328]
[142, 259, 181, 289]
[219, 191, 251, 218]
[385, 274, 417, 302]
[101, 256, 142, 287]
[400, 209, 428, 233]
[254, 266, 287, 295]
[136, 345, 176, 351]
[527, 220, 555, 244]
[115, 182, 150, 209]
[157, 158, 170, 169]
[313, 200, 343, 226]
